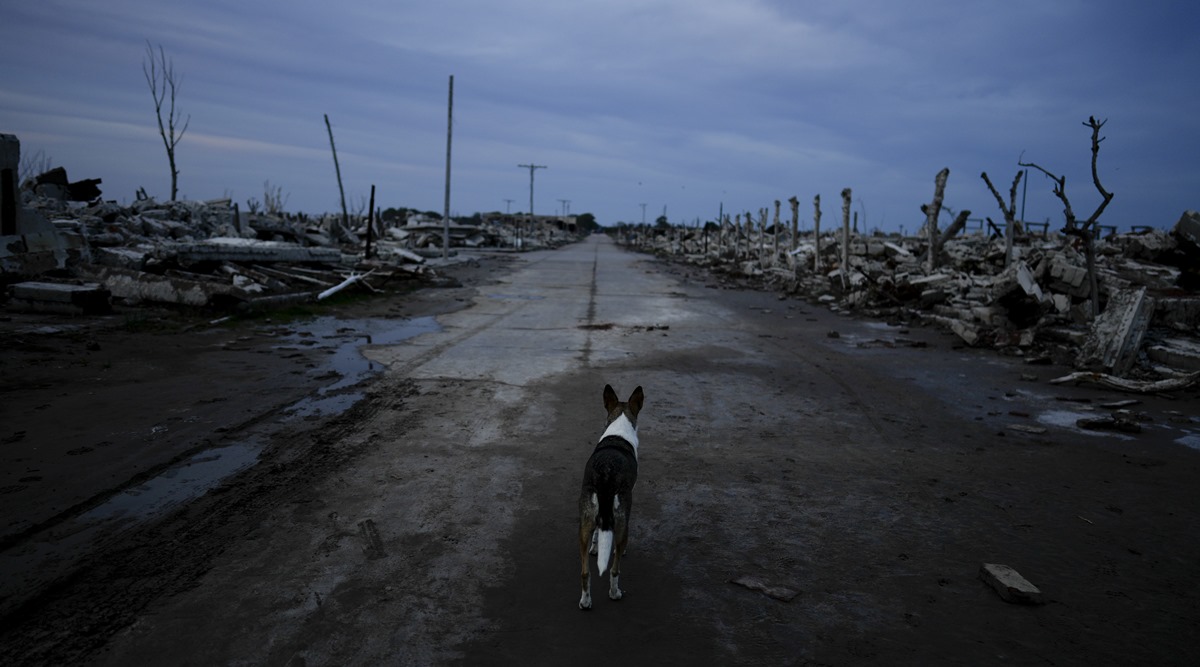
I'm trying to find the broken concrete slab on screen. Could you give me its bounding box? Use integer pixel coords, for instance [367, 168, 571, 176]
[1174, 210, 1200, 248]
[1077, 287, 1155, 374]
[159, 238, 344, 266]
[75, 264, 241, 307]
[7, 281, 111, 315]
[979, 563, 1044, 605]
[1145, 337, 1200, 372]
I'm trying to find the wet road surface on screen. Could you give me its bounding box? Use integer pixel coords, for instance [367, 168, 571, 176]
[4, 235, 1198, 665]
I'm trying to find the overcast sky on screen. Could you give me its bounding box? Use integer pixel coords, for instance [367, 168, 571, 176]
[2, 1, 1197, 231]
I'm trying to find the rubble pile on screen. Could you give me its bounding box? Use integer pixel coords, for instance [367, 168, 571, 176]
[624, 212, 1200, 381]
[2, 159, 579, 313]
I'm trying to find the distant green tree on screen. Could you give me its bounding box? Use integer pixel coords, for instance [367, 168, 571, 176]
[655, 215, 669, 228]
[577, 212, 599, 232]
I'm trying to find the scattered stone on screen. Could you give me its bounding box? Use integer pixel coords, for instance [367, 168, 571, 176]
[729, 575, 800, 602]
[979, 563, 1044, 605]
[1077, 414, 1143, 434]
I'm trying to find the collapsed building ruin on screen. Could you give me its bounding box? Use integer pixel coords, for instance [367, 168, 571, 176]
[621, 206, 1200, 386]
[0, 133, 580, 314]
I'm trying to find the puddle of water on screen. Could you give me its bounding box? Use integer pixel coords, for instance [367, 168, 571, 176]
[281, 316, 440, 418]
[1, 315, 445, 615]
[487, 293, 545, 300]
[1177, 434, 1200, 451]
[83, 441, 264, 522]
[0, 439, 265, 615]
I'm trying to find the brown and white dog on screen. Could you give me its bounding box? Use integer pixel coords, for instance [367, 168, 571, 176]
[578, 384, 644, 610]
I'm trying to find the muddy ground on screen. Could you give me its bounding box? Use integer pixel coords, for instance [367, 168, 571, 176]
[1, 242, 1199, 665]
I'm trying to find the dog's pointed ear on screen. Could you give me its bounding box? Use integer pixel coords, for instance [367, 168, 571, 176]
[628, 386, 644, 416]
[603, 384, 619, 412]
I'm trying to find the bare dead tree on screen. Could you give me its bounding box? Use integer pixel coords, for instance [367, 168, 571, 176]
[981, 170, 1024, 267]
[18, 148, 53, 185]
[263, 180, 289, 215]
[143, 41, 190, 201]
[1018, 116, 1114, 319]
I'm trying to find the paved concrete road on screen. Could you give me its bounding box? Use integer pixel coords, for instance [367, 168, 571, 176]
[96, 234, 1200, 665]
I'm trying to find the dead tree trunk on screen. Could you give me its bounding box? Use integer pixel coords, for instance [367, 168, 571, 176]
[772, 199, 781, 263]
[758, 208, 767, 265]
[1019, 116, 1114, 319]
[788, 196, 799, 252]
[922, 168, 950, 271]
[981, 170, 1024, 268]
[932, 209, 971, 261]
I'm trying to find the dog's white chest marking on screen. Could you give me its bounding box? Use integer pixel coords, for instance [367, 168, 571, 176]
[600, 413, 638, 459]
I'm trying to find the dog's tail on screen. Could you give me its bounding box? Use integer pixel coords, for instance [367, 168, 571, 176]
[595, 491, 617, 574]
[596, 528, 614, 575]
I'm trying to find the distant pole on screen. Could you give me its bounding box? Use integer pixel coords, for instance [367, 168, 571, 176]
[366, 183, 376, 259]
[504, 198, 514, 214]
[840, 187, 852, 284]
[324, 114, 349, 234]
[442, 75, 454, 259]
[639, 203, 647, 226]
[517, 162, 547, 229]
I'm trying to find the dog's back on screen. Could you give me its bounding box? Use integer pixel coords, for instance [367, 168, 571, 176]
[581, 435, 638, 568]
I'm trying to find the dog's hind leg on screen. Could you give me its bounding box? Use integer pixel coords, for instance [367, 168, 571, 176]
[608, 508, 628, 601]
[578, 501, 597, 610]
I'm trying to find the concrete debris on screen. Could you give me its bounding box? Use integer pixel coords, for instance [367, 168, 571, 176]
[8, 281, 111, 315]
[1050, 370, 1200, 394]
[627, 210, 1200, 383]
[1076, 287, 1154, 375]
[1, 134, 583, 312]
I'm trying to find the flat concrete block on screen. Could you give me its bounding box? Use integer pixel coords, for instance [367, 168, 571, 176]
[8, 281, 111, 315]
[980, 563, 1044, 605]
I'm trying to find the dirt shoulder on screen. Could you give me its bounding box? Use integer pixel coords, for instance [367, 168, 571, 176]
[0, 251, 518, 649]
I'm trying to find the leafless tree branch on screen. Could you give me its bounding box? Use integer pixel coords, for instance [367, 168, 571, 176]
[144, 41, 190, 200]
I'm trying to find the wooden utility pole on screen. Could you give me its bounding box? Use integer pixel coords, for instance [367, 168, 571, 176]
[812, 195, 822, 273]
[366, 184, 376, 259]
[840, 188, 852, 288]
[518, 163, 547, 244]
[324, 114, 350, 234]
[443, 75, 454, 259]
